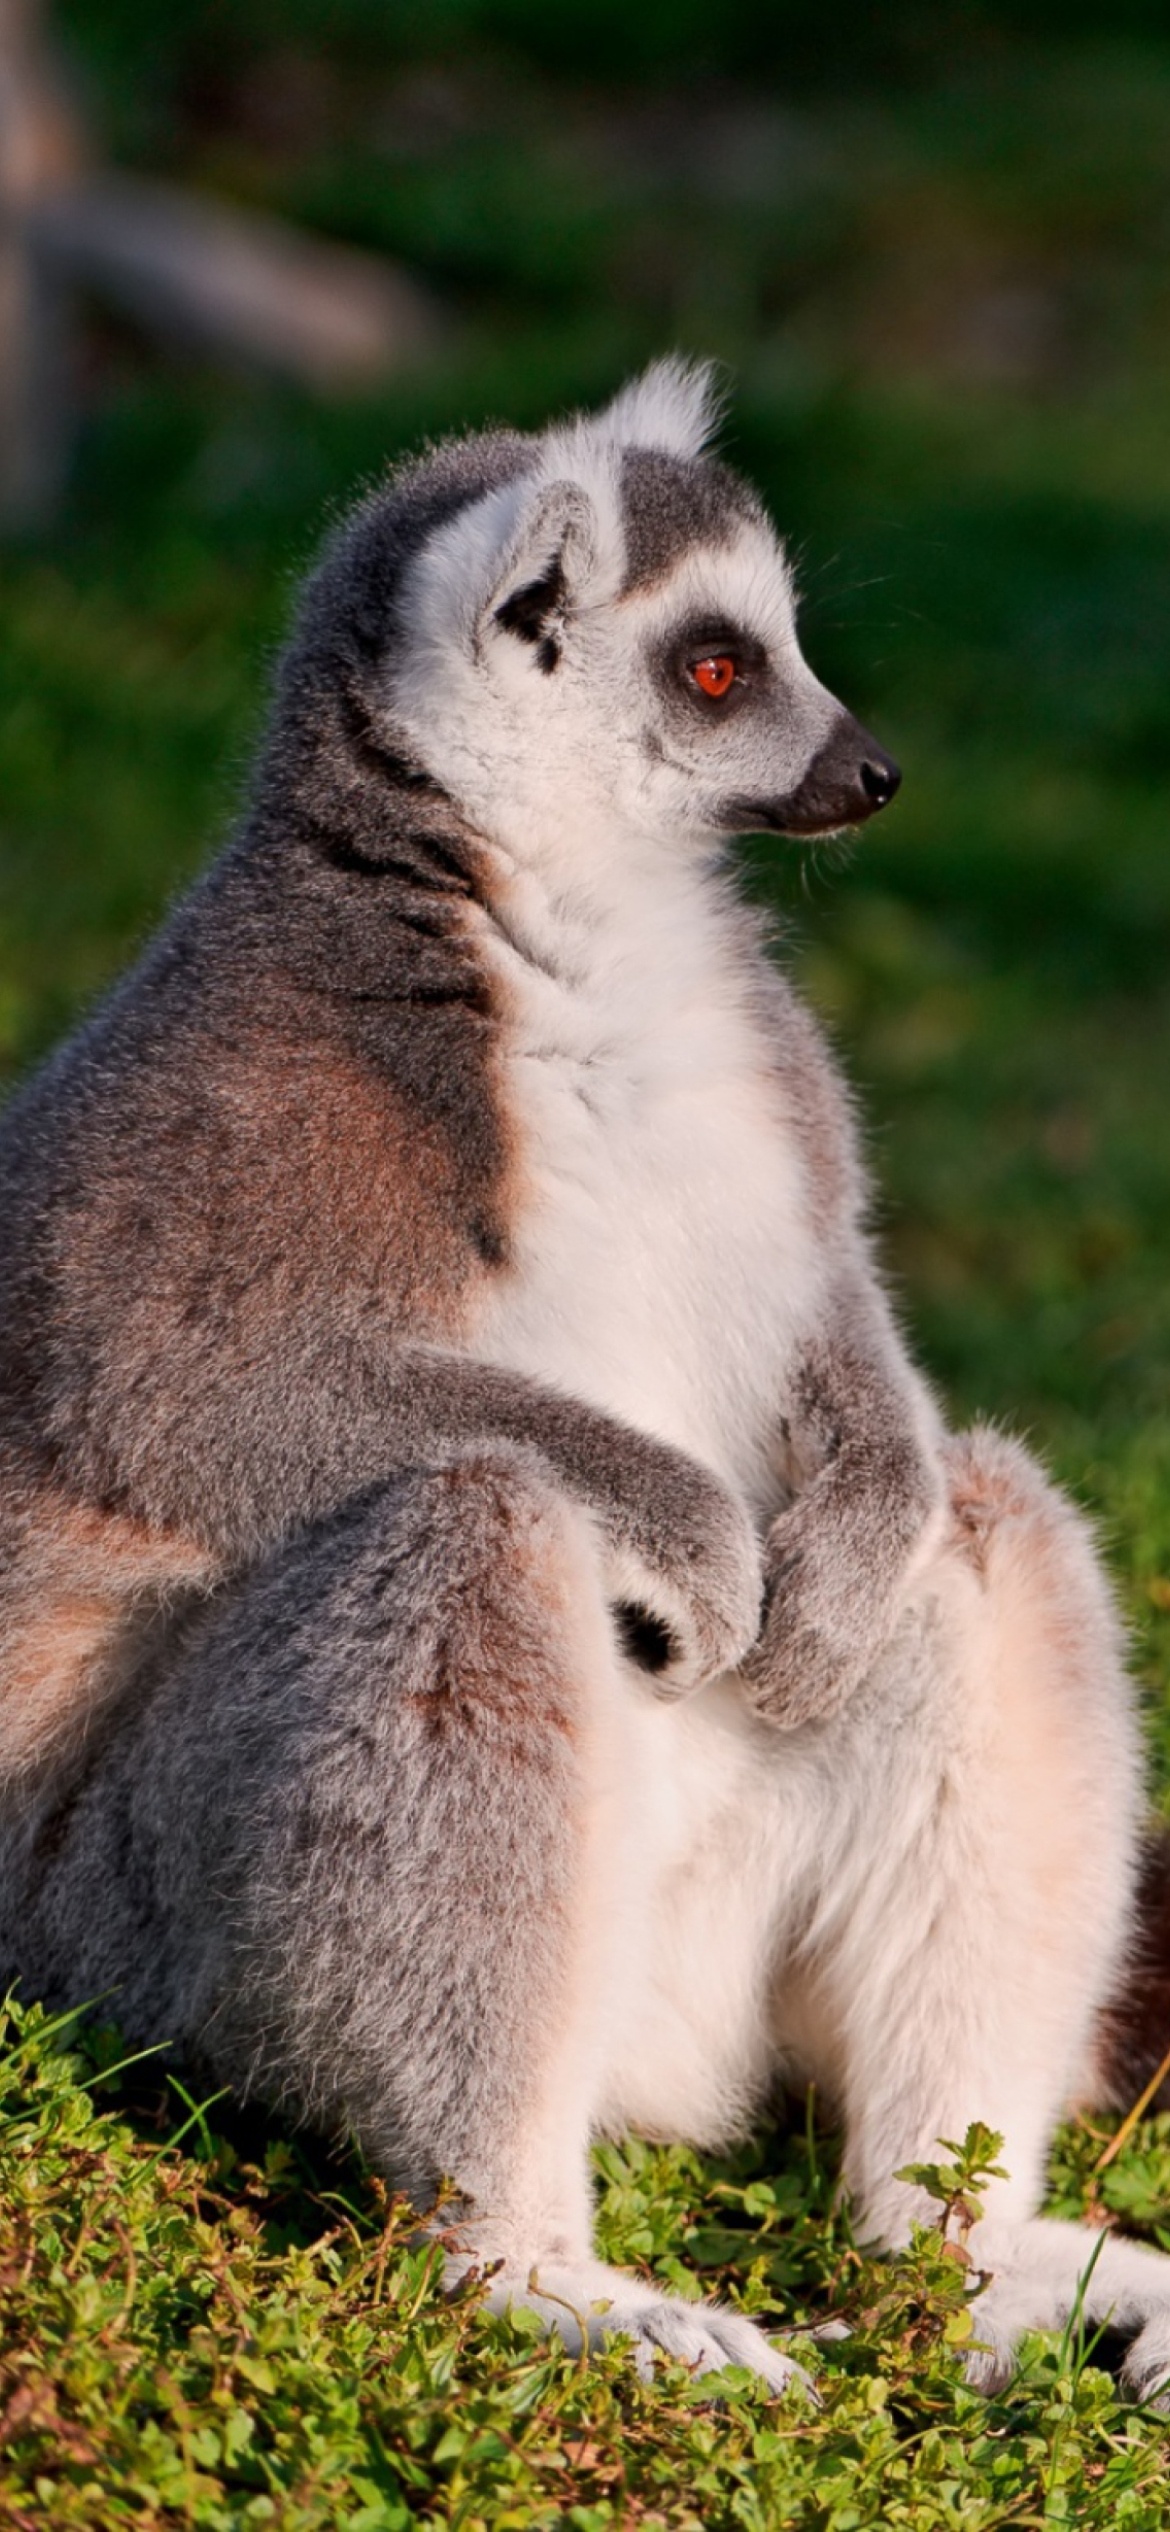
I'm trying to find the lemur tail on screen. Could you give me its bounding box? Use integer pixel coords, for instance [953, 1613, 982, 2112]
[1096, 1820, 1170, 2114]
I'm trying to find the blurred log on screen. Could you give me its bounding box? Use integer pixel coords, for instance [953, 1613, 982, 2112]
[0, 0, 444, 528]
[28, 174, 442, 389]
[0, 0, 85, 522]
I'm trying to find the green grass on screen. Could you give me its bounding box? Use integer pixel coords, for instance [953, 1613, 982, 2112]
[7, 2000, 1170, 2528]
[3, 7, 1170, 2519]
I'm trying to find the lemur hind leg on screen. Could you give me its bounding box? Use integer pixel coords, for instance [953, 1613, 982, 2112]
[794, 1425, 1170, 2399]
[0, 1439, 801, 2394]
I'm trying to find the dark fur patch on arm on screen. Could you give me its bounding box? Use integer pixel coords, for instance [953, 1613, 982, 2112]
[613, 1601, 676, 1674]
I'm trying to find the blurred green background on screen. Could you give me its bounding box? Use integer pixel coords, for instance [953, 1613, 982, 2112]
[3, 0, 1169, 1753]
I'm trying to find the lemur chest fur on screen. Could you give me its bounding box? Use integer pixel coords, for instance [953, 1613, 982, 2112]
[468, 852, 821, 1516]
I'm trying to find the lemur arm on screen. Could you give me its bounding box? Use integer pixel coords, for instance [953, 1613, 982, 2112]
[741, 1278, 946, 1729]
[372, 1347, 763, 1694]
[67, 1339, 761, 1699]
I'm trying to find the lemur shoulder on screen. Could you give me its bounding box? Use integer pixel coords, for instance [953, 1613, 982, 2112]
[2, 360, 1169, 2401]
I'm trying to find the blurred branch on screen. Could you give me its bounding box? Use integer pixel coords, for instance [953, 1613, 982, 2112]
[0, 0, 82, 521]
[28, 175, 440, 388]
[0, 0, 443, 527]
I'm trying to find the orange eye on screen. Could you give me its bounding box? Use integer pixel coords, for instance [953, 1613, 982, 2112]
[692, 655, 737, 699]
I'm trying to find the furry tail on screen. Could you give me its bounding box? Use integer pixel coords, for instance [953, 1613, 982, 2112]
[1095, 1820, 1170, 2113]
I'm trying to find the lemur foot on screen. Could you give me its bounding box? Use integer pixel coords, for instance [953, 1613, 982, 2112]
[1120, 2319, 1170, 2411]
[450, 2255, 812, 2397]
[959, 2218, 1170, 2409]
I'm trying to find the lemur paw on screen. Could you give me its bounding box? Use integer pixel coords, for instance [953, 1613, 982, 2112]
[606, 1466, 763, 1697]
[954, 2218, 1170, 2409]
[739, 1509, 906, 1731]
[458, 2256, 814, 2398]
[1121, 2318, 1170, 2410]
[740, 1610, 872, 1730]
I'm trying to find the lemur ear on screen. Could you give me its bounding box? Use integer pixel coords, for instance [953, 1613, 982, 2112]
[483, 479, 595, 673]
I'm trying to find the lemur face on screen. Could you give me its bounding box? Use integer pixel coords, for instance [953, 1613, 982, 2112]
[610, 460, 900, 844]
[388, 360, 900, 865]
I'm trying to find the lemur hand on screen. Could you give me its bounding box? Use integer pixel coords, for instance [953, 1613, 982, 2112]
[599, 1436, 764, 1698]
[739, 1314, 946, 1732]
[348, 1349, 763, 1701]
[739, 1500, 894, 1728]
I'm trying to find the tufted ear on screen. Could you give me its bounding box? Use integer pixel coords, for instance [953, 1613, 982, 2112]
[481, 478, 596, 673]
[594, 355, 724, 458]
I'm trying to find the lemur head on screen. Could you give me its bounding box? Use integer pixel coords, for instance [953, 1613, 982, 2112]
[288, 359, 899, 877]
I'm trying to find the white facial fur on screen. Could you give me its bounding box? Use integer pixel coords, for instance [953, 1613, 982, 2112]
[387, 362, 846, 888]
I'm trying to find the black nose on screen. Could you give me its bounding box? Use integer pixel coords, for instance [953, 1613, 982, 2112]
[860, 751, 901, 810]
[714, 711, 904, 840]
[763, 715, 903, 835]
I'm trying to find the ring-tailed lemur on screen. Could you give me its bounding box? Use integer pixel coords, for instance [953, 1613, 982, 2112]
[1, 359, 1168, 2398]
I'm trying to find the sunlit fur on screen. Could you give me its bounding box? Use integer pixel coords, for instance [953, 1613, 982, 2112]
[1, 364, 1167, 2399]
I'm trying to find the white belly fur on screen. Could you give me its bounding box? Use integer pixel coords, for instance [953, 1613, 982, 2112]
[594, 1677, 793, 2145]
[471, 859, 822, 1512]
[467, 857, 831, 2141]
